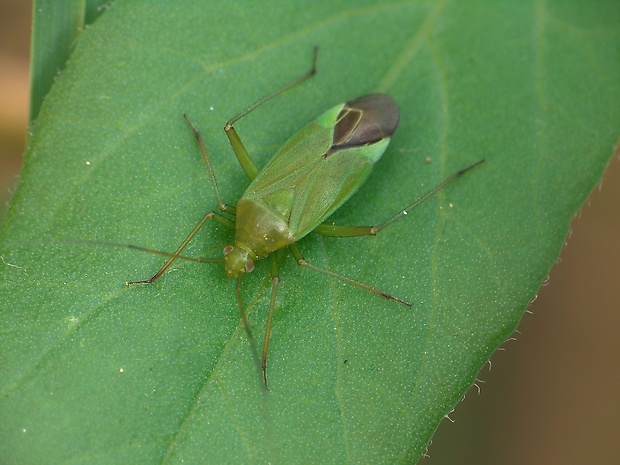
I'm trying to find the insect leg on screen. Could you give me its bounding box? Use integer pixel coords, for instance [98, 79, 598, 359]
[371, 159, 485, 234]
[224, 47, 319, 181]
[312, 224, 373, 237]
[234, 275, 262, 389]
[183, 114, 227, 212]
[260, 254, 281, 390]
[313, 159, 485, 237]
[289, 243, 411, 307]
[127, 210, 234, 285]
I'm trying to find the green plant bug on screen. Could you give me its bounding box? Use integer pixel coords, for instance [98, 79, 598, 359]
[127, 48, 484, 389]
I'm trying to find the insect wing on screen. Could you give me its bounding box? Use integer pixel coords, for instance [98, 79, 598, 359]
[242, 94, 399, 240]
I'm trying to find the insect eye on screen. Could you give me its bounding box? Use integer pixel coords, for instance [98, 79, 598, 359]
[223, 246, 233, 255]
[245, 260, 255, 273]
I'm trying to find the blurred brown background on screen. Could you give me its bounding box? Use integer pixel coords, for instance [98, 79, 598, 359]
[1, 3, 618, 463]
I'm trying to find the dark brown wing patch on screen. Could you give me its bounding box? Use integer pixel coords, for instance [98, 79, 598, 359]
[332, 94, 399, 149]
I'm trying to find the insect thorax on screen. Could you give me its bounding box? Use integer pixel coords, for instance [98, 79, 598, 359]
[234, 198, 295, 259]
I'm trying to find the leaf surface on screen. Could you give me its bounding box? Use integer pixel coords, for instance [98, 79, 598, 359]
[1, 1, 618, 464]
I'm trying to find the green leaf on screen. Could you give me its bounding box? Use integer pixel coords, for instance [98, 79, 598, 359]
[2, 1, 618, 464]
[29, 0, 110, 122]
[30, 0, 83, 123]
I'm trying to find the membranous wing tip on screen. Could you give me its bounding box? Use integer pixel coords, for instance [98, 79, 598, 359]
[332, 94, 399, 149]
